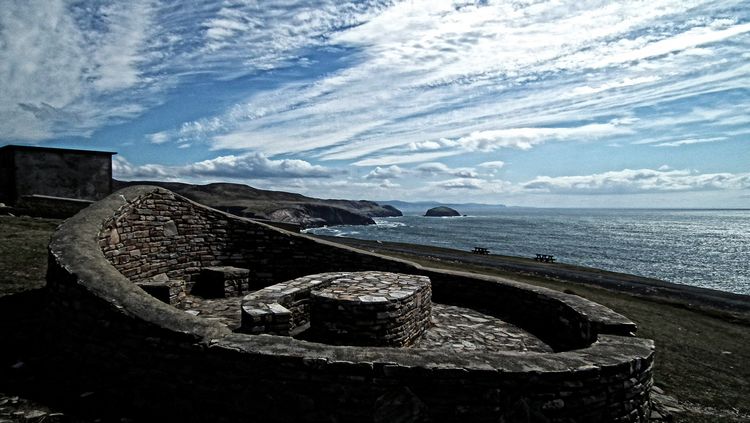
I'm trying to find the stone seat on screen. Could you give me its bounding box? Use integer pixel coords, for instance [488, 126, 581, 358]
[194, 266, 251, 298]
[136, 273, 186, 305]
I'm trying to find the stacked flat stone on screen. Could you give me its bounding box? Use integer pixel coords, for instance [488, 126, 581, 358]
[240, 272, 350, 335]
[310, 271, 431, 347]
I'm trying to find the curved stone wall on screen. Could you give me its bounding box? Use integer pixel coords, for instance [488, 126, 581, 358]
[46, 186, 654, 422]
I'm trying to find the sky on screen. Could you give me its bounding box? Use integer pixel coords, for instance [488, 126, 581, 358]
[1, 0, 749, 207]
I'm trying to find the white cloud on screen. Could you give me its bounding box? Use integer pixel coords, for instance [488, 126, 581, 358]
[571, 76, 661, 96]
[353, 151, 458, 167]
[408, 139, 453, 151]
[195, 1, 389, 73]
[0, 1, 391, 142]
[365, 165, 406, 180]
[114, 152, 341, 180]
[652, 137, 727, 147]
[523, 168, 750, 195]
[0, 0, 87, 140]
[451, 122, 631, 152]
[478, 161, 505, 170]
[137, 0, 750, 164]
[112, 156, 174, 179]
[0, 0, 162, 140]
[378, 179, 400, 189]
[415, 162, 477, 178]
[88, 0, 156, 91]
[148, 132, 170, 144]
[432, 178, 483, 190]
[188, 153, 340, 178]
[3, 0, 748, 210]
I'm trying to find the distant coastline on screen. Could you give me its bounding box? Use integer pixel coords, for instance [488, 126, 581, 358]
[318, 235, 750, 318]
[306, 208, 750, 296]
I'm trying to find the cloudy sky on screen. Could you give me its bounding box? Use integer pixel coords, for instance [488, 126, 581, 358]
[1, 0, 748, 207]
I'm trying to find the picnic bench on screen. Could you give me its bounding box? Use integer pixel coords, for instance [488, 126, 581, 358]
[472, 247, 490, 255]
[535, 254, 556, 263]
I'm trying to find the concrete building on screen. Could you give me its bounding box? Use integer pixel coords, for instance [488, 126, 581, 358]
[0, 145, 116, 215]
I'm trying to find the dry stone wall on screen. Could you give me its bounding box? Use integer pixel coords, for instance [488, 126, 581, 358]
[45, 186, 655, 422]
[98, 188, 413, 295]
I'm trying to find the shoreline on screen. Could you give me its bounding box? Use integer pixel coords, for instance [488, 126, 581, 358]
[317, 235, 750, 319]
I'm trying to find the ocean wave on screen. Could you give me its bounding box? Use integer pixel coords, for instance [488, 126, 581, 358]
[303, 226, 360, 237]
[373, 219, 407, 228]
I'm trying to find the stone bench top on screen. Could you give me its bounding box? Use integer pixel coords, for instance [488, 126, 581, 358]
[201, 266, 250, 277]
[242, 272, 350, 304]
[312, 272, 430, 304]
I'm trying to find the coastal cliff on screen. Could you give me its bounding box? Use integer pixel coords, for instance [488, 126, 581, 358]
[112, 180, 401, 229]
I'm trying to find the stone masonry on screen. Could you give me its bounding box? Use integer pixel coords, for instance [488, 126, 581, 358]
[309, 272, 431, 347]
[43, 186, 655, 422]
[240, 271, 431, 346]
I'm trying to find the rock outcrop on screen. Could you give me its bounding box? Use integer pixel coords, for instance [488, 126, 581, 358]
[381, 204, 402, 216]
[424, 206, 461, 217]
[268, 204, 376, 228]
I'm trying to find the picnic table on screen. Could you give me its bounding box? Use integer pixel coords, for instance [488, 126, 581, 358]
[535, 254, 556, 263]
[472, 247, 490, 255]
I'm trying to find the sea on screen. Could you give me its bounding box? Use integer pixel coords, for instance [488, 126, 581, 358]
[305, 208, 750, 296]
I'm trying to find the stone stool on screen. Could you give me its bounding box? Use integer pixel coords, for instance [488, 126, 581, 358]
[136, 273, 186, 305]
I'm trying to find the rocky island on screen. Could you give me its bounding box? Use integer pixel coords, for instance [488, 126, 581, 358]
[424, 206, 461, 217]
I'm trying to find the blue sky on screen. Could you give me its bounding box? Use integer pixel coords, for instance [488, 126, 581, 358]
[1, 0, 748, 207]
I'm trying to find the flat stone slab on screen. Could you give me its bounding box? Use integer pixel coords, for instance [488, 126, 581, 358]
[201, 266, 250, 279]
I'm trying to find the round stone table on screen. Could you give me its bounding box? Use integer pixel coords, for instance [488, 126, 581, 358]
[309, 271, 432, 347]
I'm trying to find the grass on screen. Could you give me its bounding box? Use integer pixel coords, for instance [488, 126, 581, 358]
[1, 215, 748, 422]
[0, 216, 60, 296]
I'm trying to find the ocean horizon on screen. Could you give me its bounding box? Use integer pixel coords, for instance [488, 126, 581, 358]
[306, 208, 750, 296]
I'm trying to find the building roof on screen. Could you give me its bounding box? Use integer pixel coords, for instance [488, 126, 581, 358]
[0, 144, 117, 156]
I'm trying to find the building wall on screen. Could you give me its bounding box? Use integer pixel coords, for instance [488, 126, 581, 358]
[0, 146, 113, 203]
[0, 147, 15, 203]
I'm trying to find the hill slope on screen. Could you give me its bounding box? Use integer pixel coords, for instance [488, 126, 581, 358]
[112, 180, 402, 229]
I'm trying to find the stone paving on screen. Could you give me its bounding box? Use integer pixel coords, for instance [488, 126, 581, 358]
[414, 304, 552, 353]
[181, 296, 551, 353]
[179, 295, 241, 328]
